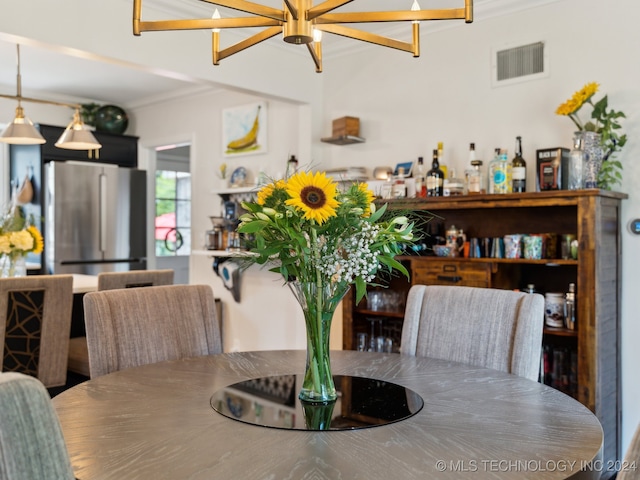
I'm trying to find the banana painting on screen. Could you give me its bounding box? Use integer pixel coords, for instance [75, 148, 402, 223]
[226, 105, 261, 153]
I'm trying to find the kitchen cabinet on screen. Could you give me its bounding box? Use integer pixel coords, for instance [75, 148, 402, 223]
[342, 190, 626, 468]
[38, 124, 138, 167]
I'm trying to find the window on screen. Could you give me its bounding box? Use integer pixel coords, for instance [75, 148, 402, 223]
[155, 170, 191, 256]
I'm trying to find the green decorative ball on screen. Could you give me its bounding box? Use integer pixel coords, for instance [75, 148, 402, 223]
[95, 105, 129, 134]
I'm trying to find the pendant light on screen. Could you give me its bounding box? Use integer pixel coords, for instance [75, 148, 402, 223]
[55, 109, 102, 150]
[0, 44, 102, 150]
[0, 45, 45, 145]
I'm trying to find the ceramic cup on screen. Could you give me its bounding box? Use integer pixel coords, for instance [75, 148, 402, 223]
[503, 234, 523, 259]
[523, 235, 543, 260]
[544, 292, 565, 328]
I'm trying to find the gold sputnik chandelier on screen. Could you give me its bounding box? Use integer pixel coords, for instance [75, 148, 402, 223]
[133, 0, 473, 72]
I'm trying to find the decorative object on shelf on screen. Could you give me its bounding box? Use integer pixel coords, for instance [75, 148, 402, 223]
[229, 166, 248, 188]
[133, 0, 473, 72]
[567, 132, 585, 190]
[238, 171, 415, 403]
[0, 44, 101, 150]
[556, 82, 627, 189]
[95, 104, 129, 134]
[80, 103, 101, 127]
[223, 102, 267, 157]
[216, 162, 228, 189]
[0, 193, 43, 278]
[582, 131, 603, 189]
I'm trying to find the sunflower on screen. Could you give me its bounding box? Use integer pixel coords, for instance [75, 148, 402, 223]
[356, 183, 375, 217]
[285, 171, 340, 224]
[257, 179, 287, 207]
[556, 82, 599, 116]
[28, 225, 44, 254]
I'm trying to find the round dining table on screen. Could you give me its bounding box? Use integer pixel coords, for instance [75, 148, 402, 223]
[52, 350, 603, 480]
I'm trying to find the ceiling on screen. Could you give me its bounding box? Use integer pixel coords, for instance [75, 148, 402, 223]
[0, 0, 558, 109]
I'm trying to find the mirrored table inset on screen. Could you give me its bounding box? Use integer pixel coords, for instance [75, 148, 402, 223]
[210, 374, 424, 431]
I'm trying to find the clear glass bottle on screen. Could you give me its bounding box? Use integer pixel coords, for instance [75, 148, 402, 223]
[511, 136, 526, 193]
[414, 156, 426, 198]
[565, 283, 576, 330]
[444, 168, 464, 196]
[568, 132, 585, 190]
[285, 154, 299, 178]
[426, 149, 444, 196]
[466, 160, 484, 194]
[392, 167, 407, 198]
[489, 148, 509, 194]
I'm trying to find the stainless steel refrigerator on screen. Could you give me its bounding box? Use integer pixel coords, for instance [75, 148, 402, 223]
[44, 161, 147, 275]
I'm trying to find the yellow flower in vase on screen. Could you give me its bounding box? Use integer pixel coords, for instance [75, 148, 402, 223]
[285, 171, 340, 225]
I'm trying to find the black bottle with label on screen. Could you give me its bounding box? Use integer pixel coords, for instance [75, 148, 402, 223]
[426, 149, 444, 196]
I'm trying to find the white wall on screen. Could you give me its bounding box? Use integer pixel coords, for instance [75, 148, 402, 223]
[131, 87, 346, 353]
[320, 0, 640, 453]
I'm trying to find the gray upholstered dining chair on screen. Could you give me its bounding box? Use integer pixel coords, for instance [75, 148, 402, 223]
[83, 284, 222, 378]
[0, 372, 75, 480]
[67, 269, 174, 377]
[400, 285, 545, 381]
[618, 423, 640, 480]
[0, 275, 74, 388]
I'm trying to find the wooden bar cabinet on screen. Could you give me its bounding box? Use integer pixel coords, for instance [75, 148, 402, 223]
[342, 190, 626, 470]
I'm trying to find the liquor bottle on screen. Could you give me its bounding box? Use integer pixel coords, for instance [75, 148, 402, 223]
[489, 148, 509, 194]
[426, 149, 444, 196]
[511, 136, 527, 193]
[437, 142, 448, 179]
[392, 167, 407, 198]
[565, 283, 576, 330]
[285, 154, 299, 178]
[444, 168, 464, 196]
[414, 157, 427, 198]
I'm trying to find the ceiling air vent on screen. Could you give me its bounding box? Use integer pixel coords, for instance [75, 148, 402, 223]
[492, 41, 547, 87]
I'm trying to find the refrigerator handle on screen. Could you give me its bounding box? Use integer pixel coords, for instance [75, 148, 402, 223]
[99, 173, 107, 253]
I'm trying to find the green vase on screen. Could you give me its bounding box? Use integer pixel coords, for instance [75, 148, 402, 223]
[289, 280, 349, 403]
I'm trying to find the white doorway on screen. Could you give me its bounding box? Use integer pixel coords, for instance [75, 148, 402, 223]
[154, 144, 191, 284]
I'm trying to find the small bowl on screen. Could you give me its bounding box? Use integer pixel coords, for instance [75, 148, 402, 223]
[433, 245, 451, 257]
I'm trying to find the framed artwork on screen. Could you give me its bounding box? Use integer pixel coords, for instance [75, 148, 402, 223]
[222, 101, 268, 157]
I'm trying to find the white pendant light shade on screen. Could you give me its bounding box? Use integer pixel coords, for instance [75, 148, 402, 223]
[55, 110, 102, 150]
[0, 105, 46, 145]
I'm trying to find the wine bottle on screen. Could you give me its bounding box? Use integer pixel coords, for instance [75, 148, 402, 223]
[414, 157, 426, 198]
[426, 149, 444, 196]
[511, 136, 526, 193]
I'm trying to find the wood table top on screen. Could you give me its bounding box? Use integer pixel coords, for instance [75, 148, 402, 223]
[52, 350, 603, 480]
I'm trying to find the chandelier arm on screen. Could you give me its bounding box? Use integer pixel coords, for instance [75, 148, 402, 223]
[199, 0, 285, 21]
[305, 42, 322, 73]
[317, 24, 414, 54]
[316, 8, 468, 24]
[138, 17, 280, 32]
[307, 0, 354, 20]
[282, 0, 298, 21]
[215, 26, 282, 63]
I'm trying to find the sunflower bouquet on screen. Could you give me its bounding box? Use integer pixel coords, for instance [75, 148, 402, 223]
[238, 170, 414, 402]
[0, 200, 43, 277]
[237, 170, 415, 303]
[556, 82, 627, 188]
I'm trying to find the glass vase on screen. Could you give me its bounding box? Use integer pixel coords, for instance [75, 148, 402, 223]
[289, 280, 350, 403]
[568, 131, 585, 190]
[0, 253, 27, 278]
[582, 131, 603, 189]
